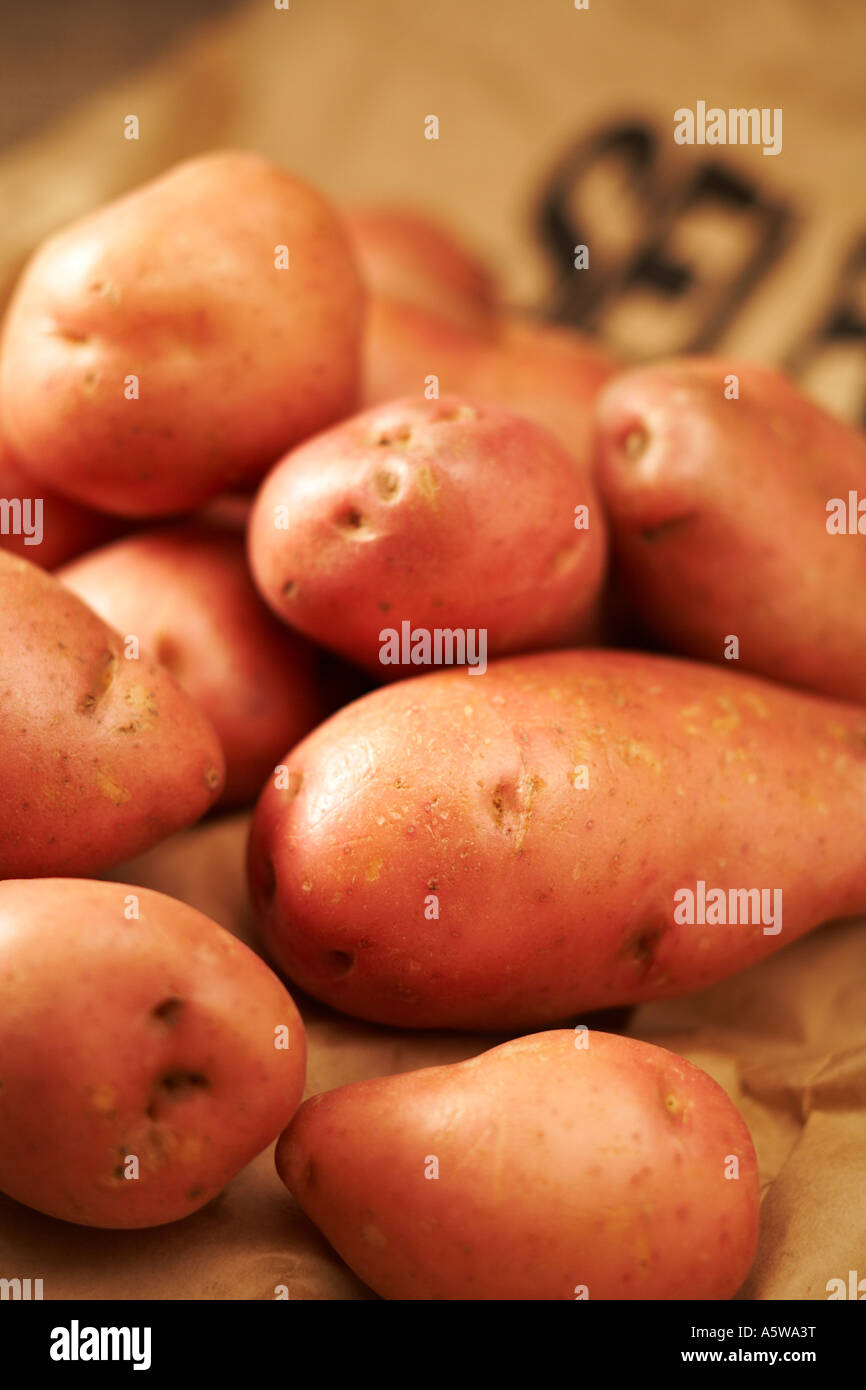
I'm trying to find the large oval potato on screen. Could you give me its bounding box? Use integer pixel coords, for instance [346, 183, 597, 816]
[363, 296, 618, 469]
[249, 649, 866, 1029]
[0, 550, 224, 876]
[60, 525, 323, 805]
[248, 396, 607, 675]
[0, 879, 306, 1228]
[0, 425, 120, 568]
[0, 151, 365, 516]
[345, 205, 499, 331]
[278, 1029, 759, 1300]
[595, 358, 866, 704]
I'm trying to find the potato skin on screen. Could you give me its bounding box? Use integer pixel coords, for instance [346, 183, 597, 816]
[0, 151, 364, 516]
[0, 879, 305, 1227]
[595, 358, 866, 704]
[248, 396, 607, 674]
[277, 1029, 759, 1300]
[60, 525, 323, 805]
[249, 649, 866, 1029]
[0, 550, 224, 876]
[364, 297, 618, 468]
[345, 205, 499, 331]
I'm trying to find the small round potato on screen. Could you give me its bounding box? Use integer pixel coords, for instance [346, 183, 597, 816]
[0, 879, 306, 1228]
[248, 396, 607, 675]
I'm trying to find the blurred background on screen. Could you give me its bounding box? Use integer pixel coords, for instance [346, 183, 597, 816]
[1, 0, 865, 418]
[0, 0, 241, 149]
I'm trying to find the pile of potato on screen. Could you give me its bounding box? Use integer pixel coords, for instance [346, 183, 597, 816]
[1, 151, 864, 1300]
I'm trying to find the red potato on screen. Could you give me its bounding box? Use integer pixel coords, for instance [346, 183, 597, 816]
[344, 205, 499, 331]
[0, 879, 306, 1228]
[0, 426, 121, 568]
[363, 295, 618, 470]
[277, 1030, 759, 1300]
[0, 151, 365, 517]
[249, 649, 866, 1030]
[0, 550, 224, 876]
[595, 358, 866, 704]
[60, 525, 323, 805]
[248, 396, 607, 676]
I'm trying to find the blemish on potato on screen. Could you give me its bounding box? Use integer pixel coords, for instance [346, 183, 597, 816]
[435, 403, 479, 423]
[663, 1091, 690, 1123]
[620, 424, 648, 461]
[53, 327, 90, 345]
[491, 773, 544, 853]
[89, 1083, 117, 1113]
[620, 739, 661, 771]
[626, 926, 664, 972]
[154, 1069, 210, 1102]
[282, 770, 303, 801]
[115, 683, 158, 732]
[147, 1078, 207, 1123]
[140, 1121, 179, 1164]
[96, 770, 131, 804]
[415, 464, 439, 508]
[373, 467, 401, 500]
[79, 651, 119, 715]
[335, 506, 369, 534]
[372, 423, 412, 447]
[151, 998, 184, 1027]
[321, 949, 355, 978]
